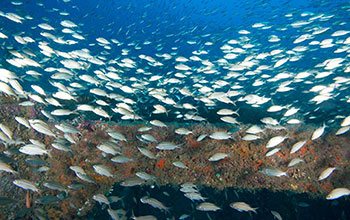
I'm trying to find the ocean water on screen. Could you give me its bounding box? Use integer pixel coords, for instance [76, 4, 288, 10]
[0, 0, 350, 219]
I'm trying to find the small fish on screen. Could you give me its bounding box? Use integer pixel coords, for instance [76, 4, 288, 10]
[19, 144, 48, 155]
[184, 192, 206, 201]
[318, 167, 337, 181]
[29, 120, 56, 137]
[290, 140, 307, 154]
[140, 134, 158, 143]
[0, 161, 17, 174]
[140, 196, 169, 212]
[25, 158, 49, 166]
[245, 125, 264, 134]
[0, 124, 12, 140]
[336, 126, 350, 135]
[242, 134, 261, 141]
[138, 126, 152, 132]
[196, 202, 221, 211]
[326, 188, 350, 200]
[68, 182, 85, 190]
[108, 131, 127, 141]
[311, 123, 326, 140]
[120, 177, 145, 187]
[172, 161, 189, 169]
[75, 172, 96, 184]
[266, 148, 281, 157]
[266, 136, 287, 148]
[271, 210, 283, 220]
[209, 131, 231, 140]
[175, 128, 192, 135]
[70, 166, 86, 174]
[150, 120, 167, 127]
[35, 195, 59, 205]
[15, 117, 31, 129]
[43, 181, 67, 193]
[107, 209, 120, 220]
[259, 167, 288, 177]
[93, 165, 114, 177]
[156, 142, 181, 150]
[93, 194, 110, 206]
[97, 142, 121, 155]
[341, 116, 350, 127]
[197, 134, 207, 142]
[135, 172, 156, 181]
[230, 202, 258, 214]
[137, 147, 156, 159]
[111, 155, 133, 163]
[288, 158, 304, 167]
[208, 153, 228, 162]
[13, 179, 39, 192]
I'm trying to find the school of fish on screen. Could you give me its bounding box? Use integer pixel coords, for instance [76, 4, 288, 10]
[0, 0, 349, 219]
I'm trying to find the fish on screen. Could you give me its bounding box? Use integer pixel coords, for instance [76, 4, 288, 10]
[288, 158, 304, 167]
[43, 181, 68, 194]
[93, 194, 110, 206]
[184, 192, 207, 201]
[120, 177, 145, 187]
[137, 147, 156, 159]
[266, 136, 287, 148]
[0, 124, 13, 140]
[245, 125, 264, 134]
[111, 155, 133, 163]
[172, 161, 189, 169]
[13, 179, 39, 192]
[175, 128, 192, 135]
[156, 142, 181, 150]
[19, 144, 49, 155]
[35, 195, 60, 205]
[29, 120, 56, 137]
[208, 153, 228, 161]
[196, 202, 221, 211]
[266, 148, 281, 157]
[290, 140, 307, 154]
[107, 131, 127, 141]
[25, 157, 49, 166]
[271, 210, 283, 220]
[318, 167, 337, 181]
[140, 196, 169, 212]
[326, 188, 350, 200]
[75, 172, 96, 184]
[209, 131, 231, 140]
[242, 134, 261, 141]
[93, 164, 114, 177]
[341, 116, 350, 127]
[230, 202, 258, 213]
[97, 142, 121, 155]
[140, 134, 158, 143]
[107, 208, 121, 220]
[197, 134, 207, 142]
[135, 172, 156, 181]
[51, 142, 72, 152]
[259, 167, 288, 177]
[311, 123, 326, 140]
[217, 108, 240, 116]
[0, 161, 17, 174]
[336, 125, 350, 135]
[55, 123, 80, 134]
[150, 120, 167, 128]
